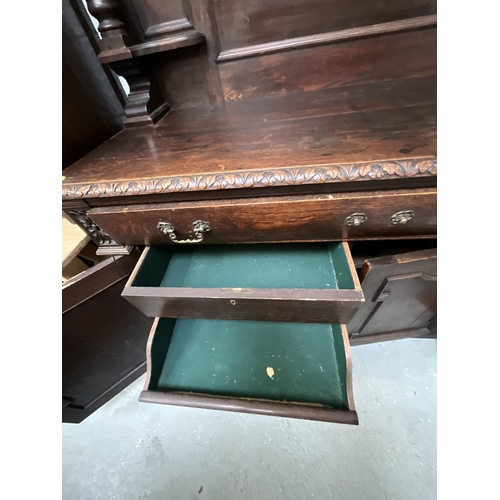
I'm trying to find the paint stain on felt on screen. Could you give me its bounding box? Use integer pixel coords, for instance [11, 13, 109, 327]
[266, 367, 274, 379]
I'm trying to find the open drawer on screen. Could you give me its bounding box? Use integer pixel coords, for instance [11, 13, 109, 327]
[140, 317, 358, 425]
[122, 242, 364, 323]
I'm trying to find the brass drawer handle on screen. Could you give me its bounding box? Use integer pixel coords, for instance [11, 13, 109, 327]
[345, 213, 367, 226]
[390, 210, 415, 225]
[157, 220, 211, 244]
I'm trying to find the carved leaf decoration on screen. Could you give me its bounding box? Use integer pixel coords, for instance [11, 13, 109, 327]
[418, 159, 437, 175]
[395, 162, 409, 177]
[62, 158, 437, 199]
[359, 163, 374, 177]
[337, 166, 351, 181]
[372, 166, 386, 179]
[382, 163, 397, 175]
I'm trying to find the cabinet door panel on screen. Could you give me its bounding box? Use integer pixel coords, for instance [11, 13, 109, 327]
[348, 248, 436, 344]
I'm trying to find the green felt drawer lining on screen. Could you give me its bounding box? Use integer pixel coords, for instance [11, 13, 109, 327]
[146, 318, 351, 410]
[131, 243, 356, 291]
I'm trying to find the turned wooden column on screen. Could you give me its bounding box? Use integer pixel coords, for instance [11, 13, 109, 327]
[83, 0, 170, 127]
[86, 0, 126, 38]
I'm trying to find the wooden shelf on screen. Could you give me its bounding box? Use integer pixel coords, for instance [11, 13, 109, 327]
[98, 31, 206, 64]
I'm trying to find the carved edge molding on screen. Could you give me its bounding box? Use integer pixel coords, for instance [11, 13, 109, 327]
[66, 209, 117, 246]
[62, 158, 437, 200]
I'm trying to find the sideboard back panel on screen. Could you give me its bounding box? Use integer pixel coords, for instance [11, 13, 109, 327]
[213, 0, 437, 52]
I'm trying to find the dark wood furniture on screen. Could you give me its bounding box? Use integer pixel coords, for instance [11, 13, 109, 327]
[62, 0, 125, 170]
[62, 0, 437, 423]
[62, 251, 154, 423]
[348, 247, 437, 345]
[141, 318, 357, 424]
[121, 242, 363, 323]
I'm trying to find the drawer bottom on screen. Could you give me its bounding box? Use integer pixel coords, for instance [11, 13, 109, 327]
[140, 317, 358, 425]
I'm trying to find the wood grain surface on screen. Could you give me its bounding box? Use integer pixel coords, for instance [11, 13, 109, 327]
[89, 188, 437, 245]
[62, 77, 436, 201]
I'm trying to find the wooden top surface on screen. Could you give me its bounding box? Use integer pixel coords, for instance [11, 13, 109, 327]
[62, 77, 437, 201]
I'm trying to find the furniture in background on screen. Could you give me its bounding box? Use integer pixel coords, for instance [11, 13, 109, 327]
[62, 250, 154, 423]
[62, 0, 125, 170]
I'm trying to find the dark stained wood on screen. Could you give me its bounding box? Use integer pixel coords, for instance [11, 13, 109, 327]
[64, 208, 118, 247]
[217, 16, 437, 62]
[108, 58, 170, 127]
[139, 390, 359, 424]
[349, 327, 432, 346]
[68, 0, 127, 107]
[62, 0, 124, 169]
[83, 175, 437, 208]
[347, 248, 437, 339]
[61, 82, 436, 201]
[62, 56, 119, 168]
[212, 0, 436, 52]
[151, 45, 214, 109]
[88, 188, 437, 245]
[138, 0, 188, 34]
[140, 319, 357, 424]
[63, 1, 438, 419]
[123, 288, 364, 324]
[86, 0, 126, 37]
[99, 30, 206, 63]
[62, 255, 130, 313]
[189, 0, 224, 103]
[121, 243, 364, 323]
[62, 252, 154, 423]
[154, 75, 437, 131]
[63, 205, 134, 255]
[219, 28, 436, 100]
[86, 0, 133, 62]
[144, 18, 193, 38]
[79, 0, 436, 129]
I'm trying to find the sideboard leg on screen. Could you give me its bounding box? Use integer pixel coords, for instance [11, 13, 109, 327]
[64, 208, 131, 256]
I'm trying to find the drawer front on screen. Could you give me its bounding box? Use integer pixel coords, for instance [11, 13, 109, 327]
[89, 188, 437, 245]
[140, 317, 358, 425]
[122, 242, 364, 324]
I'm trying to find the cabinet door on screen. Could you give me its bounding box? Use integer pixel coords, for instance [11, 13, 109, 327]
[62, 250, 154, 423]
[347, 249, 436, 346]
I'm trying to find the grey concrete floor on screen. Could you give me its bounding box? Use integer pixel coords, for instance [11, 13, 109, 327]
[62, 339, 436, 500]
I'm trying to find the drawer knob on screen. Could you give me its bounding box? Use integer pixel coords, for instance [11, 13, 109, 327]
[345, 213, 367, 226]
[157, 220, 211, 244]
[390, 210, 415, 225]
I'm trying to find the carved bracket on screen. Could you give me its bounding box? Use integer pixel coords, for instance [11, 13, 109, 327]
[110, 59, 170, 127]
[65, 209, 116, 246]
